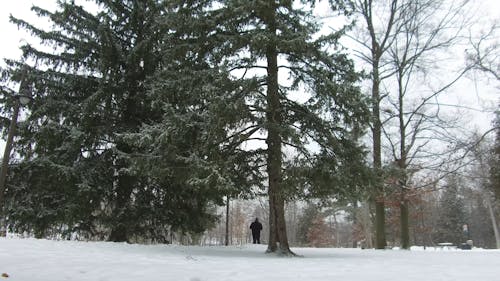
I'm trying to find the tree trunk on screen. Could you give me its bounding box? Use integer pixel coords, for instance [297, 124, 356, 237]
[225, 196, 230, 246]
[267, 193, 278, 252]
[398, 70, 410, 250]
[372, 64, 387, 250]
[0, 102, 20, 219]
[363, 201, 374, 248]
[264, 0, 294, 256]
[400, 197, 410, 249]
[359, 0, 401, 250]
[265, 49, 293, 255]
[374, 200, 386, 249]
[351, 201, 358, 248]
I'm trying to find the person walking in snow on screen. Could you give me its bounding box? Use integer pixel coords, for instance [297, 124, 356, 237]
[249, 218, 263, 244]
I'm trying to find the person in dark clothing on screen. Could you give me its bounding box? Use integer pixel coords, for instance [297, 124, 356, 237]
[249, 218, 263, 244]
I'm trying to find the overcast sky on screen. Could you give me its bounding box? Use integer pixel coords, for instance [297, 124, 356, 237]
[2, 1, 498, 66]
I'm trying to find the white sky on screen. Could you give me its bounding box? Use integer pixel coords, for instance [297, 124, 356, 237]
[1, 1, 52, 61]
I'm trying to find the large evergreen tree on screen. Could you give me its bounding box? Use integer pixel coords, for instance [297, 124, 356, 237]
[164, 0, 369, 255]
[2, 0, 167, 241]
[1, 0, 231, 241]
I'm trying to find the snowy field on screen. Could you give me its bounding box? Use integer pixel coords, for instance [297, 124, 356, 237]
[1, 237, 500, 281]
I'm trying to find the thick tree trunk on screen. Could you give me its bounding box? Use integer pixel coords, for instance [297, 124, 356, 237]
[265, 47, 293, 255]
[374, 200, 386, 249]
[362, 201, 374, 248]
[400, 197, 410, 249]
[372, 64, 387, 250]
[267, 192, 278, 252]
[264, 0, 294, 256]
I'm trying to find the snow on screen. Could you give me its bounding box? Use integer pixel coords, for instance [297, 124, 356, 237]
[1, 238, 500, 281]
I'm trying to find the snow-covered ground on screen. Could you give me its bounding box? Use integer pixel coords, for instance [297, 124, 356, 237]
[1, 237, 499, 281]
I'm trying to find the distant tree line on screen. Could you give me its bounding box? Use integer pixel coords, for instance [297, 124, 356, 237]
[208, 171, 498, 249]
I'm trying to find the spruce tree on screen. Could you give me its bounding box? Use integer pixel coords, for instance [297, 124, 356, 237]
[122, 0, 265, 236]
[166, 0, 369, 255]
[3, 0, 167, 241]
[2, 0, 225, 241]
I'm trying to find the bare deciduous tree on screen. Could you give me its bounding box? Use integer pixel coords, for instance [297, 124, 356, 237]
[350, 0, 477, 249]
[384, 0, 477, 249]
[350, 0, 406, 249]
[467, 24, 500, 81]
